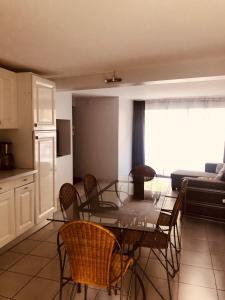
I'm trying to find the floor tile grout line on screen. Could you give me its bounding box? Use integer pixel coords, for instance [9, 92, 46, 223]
[207, 230, 220, 300]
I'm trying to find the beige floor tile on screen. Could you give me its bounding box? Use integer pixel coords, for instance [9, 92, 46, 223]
[37, 257, 71, 281]
[141, 277, 178, 300]
[29, 241, 57, 258]
[208, 241, 225, 255]
[179, 264, 216, 288]
[45, 231, 58, 243]
[212, 254, 225, 271]
[182, 227, 207, 241]
[218, 290, 225, 300]
[68, 286, 99, 300]
[180, 250, 212, 268]
[214, 270, 225, 290]
[13, 277, 59, 300]
[0, 271, 31, 298]
[9, 255, 50, 276]
[181, 237, 209, 253]
[43, 221, 62, 232]
[28, 228, 55, 241]
[11, 239, 41, 254]
[178, 283, 218, 300]
[145, 259, 178, 282]
[0, 252, 24, 270]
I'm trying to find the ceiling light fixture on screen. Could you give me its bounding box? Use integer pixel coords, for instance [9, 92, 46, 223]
[104, 71, 122, 83]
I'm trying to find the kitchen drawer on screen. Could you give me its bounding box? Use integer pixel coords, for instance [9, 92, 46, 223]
[0, 181, 13, 194]
[15, 175, 34, 188]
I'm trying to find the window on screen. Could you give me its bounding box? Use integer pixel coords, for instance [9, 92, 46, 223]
[145, 98, 225, 176]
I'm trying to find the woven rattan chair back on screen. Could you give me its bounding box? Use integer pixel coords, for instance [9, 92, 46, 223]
[59, 220, 116, 287]
[129, 165, 156, 182]
[83, 174, 101, 209]
[59, 183, 80, 221]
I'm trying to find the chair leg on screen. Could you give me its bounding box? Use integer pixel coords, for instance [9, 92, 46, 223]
[84, 284, 88, 300]
[165, 249, 173, 300]
[175, 223, 181, 253]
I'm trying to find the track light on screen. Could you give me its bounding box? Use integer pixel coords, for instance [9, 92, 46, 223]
[104, 71, 122, 83]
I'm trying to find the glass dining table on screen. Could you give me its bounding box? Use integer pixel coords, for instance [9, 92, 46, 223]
[50, 178, 171, 300]
[52, 178, 170, 231]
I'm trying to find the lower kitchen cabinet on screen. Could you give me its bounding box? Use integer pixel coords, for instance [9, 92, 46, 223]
[0, 190, 15, 248]
[15, 183, 34, 236]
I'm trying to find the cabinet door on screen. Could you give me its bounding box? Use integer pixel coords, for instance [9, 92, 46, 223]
[0, 190, 15, 248]
[15, 183, 34, 236]
[34, 131, 56, 223]
[0, 68, 17, 129]
[32, 75, 56, 130]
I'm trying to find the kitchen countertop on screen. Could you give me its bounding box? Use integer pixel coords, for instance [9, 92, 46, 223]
[0, 169, 37, 183]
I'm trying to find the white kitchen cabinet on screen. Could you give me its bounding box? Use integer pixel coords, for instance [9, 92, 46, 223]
[32, 75, 56, 130]
[0, 190, 15, 248]
[34, 131, 56, 223]
[0, 68, 17, 129]
[15, 183, 34, 236]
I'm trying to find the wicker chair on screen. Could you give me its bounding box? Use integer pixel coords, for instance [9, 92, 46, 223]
[59, 183, 82, 221]
[83, 174, 118, 210]
[57, 220, 133, 300]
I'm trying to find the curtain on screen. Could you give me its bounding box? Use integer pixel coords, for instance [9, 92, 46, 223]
[145, 97, 225, 176]
[132, 100, 145, 168]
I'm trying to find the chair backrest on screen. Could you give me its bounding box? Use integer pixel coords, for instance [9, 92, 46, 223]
[59, 220, 116, 287]
[83, 174, 101, 209]
[59, 183, 80, 221]
[129, 165, 156, 182]
[170, 179, 188, 227]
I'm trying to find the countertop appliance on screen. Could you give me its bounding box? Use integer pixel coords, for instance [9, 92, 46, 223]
[0, 142, 15, 170]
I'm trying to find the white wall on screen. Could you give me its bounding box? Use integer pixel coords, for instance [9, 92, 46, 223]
[55, 92, 73, 199]
[118, 98, 133, 180]
[74, 97, 119, 180]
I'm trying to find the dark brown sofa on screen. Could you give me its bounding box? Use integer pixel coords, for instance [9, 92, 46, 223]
[171, 163, 225, 222]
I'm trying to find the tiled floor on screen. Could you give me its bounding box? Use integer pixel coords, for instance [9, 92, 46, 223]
[0, 207, 225, 299]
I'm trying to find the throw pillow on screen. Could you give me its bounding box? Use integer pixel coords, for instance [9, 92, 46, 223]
[216, 163, 225, 174]
[215, 164, 225, 180]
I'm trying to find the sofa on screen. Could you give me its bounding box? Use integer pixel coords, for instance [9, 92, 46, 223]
[171, 163, 225, 222]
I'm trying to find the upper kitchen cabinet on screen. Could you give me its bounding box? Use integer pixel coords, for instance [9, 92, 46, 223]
[0, 67, 18, 129]
[16, 73, 56, 131]
[32, 75, 56, 130]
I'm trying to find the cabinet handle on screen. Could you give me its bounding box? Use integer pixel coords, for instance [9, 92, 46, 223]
[34, 123, 37, 127]
[0, 187, 2, 190]
[23, 187, 28, 190]
[23, 178, 28, 181]
[35, 136, 38, 140]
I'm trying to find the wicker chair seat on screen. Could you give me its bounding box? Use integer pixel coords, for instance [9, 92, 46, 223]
[109, 253, 133, 285]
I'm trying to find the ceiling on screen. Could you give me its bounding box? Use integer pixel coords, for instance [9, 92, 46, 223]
[1, 0, 225, 77]
[72, 77, 225, 99]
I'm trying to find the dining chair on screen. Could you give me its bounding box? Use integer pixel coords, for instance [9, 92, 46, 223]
[59, 183, 82, 221]
[157, 178, 188, 266]
[83, 174, 119, 209]
[57, 220, 135, 300]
